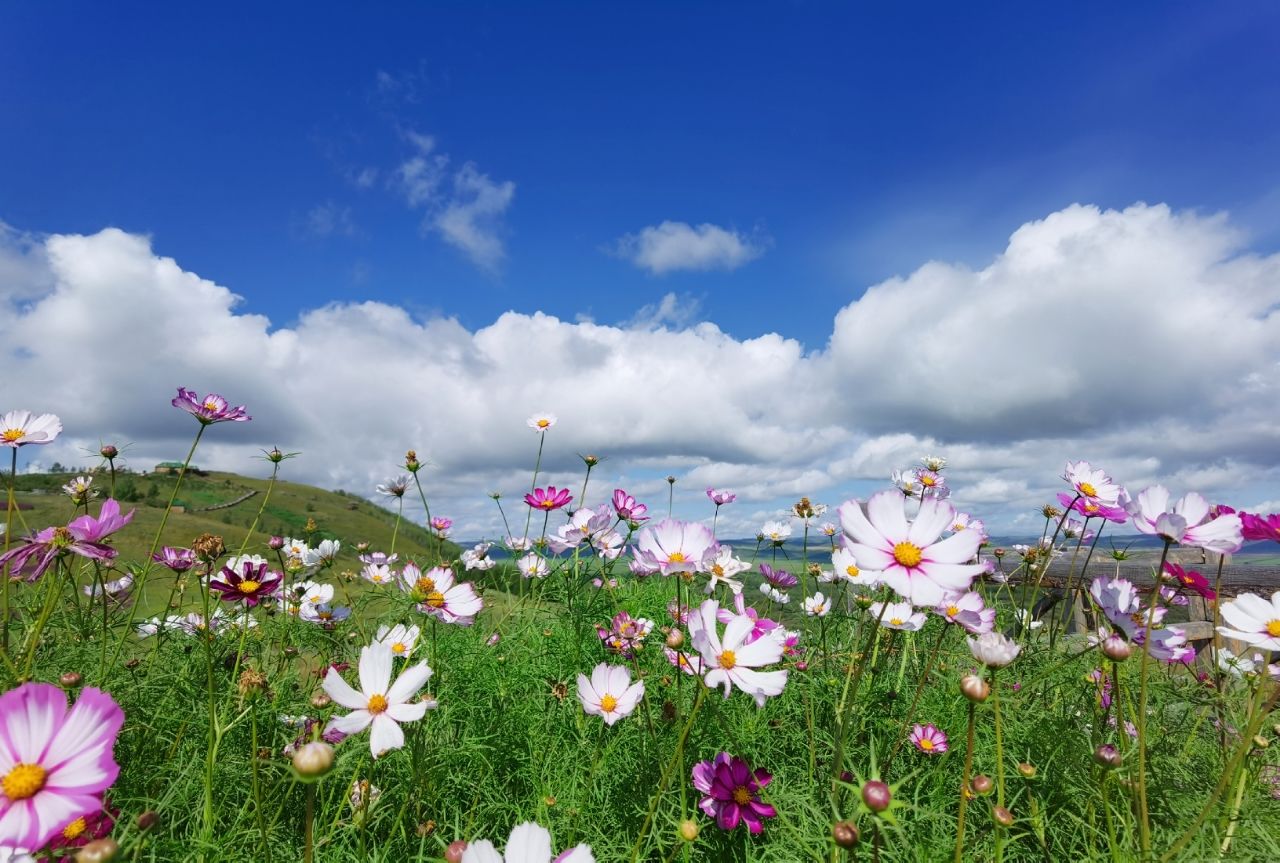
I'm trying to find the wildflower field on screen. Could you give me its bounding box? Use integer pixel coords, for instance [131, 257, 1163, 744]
[1, 397, 1279, 863]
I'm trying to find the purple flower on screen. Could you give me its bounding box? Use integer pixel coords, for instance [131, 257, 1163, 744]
[692, 752, 776, 834]
[596, 611, 654, 659]
[612, 489, 649, 523]
[706, 487, 737, 506]
[209, 560, 282, 606]
[152, 546, 196, 573]
[760, 563, 798, 590]
[0, 499, 135, 581]
[171, 388, 250, 424]
[525, 486, 572, 512]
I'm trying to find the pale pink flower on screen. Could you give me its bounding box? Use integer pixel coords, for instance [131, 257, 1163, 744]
[632, 519, 717, 576]
[1062, 461, 1124, 506]
[401, 565, 482, 626]
[868, 601, 926, 631]
[576, 663, 645, 726]
[462, 821, 593, 863]
[935, 591, 995, 634]
[1125, 486, 1243, 554]
[687, 599, 788, 706]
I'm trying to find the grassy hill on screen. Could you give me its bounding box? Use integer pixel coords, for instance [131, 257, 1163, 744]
[4, 469, 456, 578]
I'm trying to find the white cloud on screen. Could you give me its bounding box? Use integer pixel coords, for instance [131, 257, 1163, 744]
[1, 202, 1277, 540]
[304, 202, 356, 238]
[395, 133, 448, 208]
[615, 221, 767, 274]
[431, 163, 515, 273]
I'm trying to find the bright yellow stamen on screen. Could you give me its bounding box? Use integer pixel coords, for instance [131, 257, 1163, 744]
[600, 694, 618, 713]
[1266, 620, 1280, 638]
[239, 580, 261, 593]
[392, 642, 406, 654]
[719, 650, 736, 670]
[425, 591, 445, 608]
[1078, 482, 1098, 497]
[892, 542, 923, 568]
[367, 694, 388, 714]
[0, 429, 23, 443]
[890, 618, 905, 626]
[732, 786, 752, 805]
[537, 418, 550, 428]
[415, 577, 436, 595]
[62, 817, 87, 839]
[203, 399, 219, 410]
[711, 564, 725, 577]
[946, 605, 960, 617]
[845, 565, 859, 578]
[919, 738, 934, 751]
[668, 552, 686, 563]
[2, 763, 46, 800]
[920, 474, 936, 486]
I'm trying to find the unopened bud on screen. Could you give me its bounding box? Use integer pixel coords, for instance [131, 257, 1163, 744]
[292, 742, 335, 779]
[136, 810, 160, 831]
[832, 820, 859, 848]
[59, 671, 83, 689]
[310, 693, 332, 709]
[665, 630, 685, 649]
[76, 839, 119, 863]
[1101, 635, 1132, 662]
[99, 445, 119, 460]
[961, 674, 991, 702]
[992, 805, 1014, 827]
[1252, 735, 1270, 750]
[267, 447, 285, 463]
[445, 841, 468, 863]
[582, 454, 600, 467]
[972, 774, 993, 796]
[679, 819, 699, 842]
[1095, 744, 1122, 768]
[267, 535, 285, 550]
[861, 779, 891, 813]
[1018, 762, 1037, 779]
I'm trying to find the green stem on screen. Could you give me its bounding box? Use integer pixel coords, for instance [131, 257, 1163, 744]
[1135, 539, 1172, 859]
[630, 685, 706, 863]
[953, 701, 977, 863]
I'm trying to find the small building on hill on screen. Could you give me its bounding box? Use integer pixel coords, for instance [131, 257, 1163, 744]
[154, 462, 201, 475]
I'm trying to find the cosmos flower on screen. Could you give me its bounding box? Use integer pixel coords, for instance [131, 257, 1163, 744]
[921, 455, 947, 472]
[526, 413, 558, 433]
[374, 624, 420, 658]
[358, 551, 398, 567]
[868, 601, 926, 631]
[60, 476, 95, 502]
[0, 684, 123, 851]
[44, 796, 116, 850]
[702, 546, 749, 595]
[665, 646, 704, 676]
[759, 584, 790, 604]
[301, 539, 341, 568]
[170, 388, 250, 424]
[1125, 486, 1243, 554]
[968, 632, 1021, 668]
[1241, 512, 1280, 544]
[323, 643, 433, 759]
[632, 519, 717, 576]
[376, 476, 409, 498]
[284, 581, 333, 615]
[576, 663, 645, 726]
[1163, 562, 1216, 599]
[1217, 591, 1280, 651]
[803, 592, 830, 617]
[360, 564, 396, 586]
[611, 489, 649, 523]
[706, 488, 737, 506]
[839, 491, 984, 607]
[596, 612, 654, 659]
[1062, 461, 1124, 506]
[299, 602, 350, 626]
[461, 543, 497, 571]
[524, 487, 572, 512]
[759, 564, 797, 590]
[935, 592, 995, 634]
[517, 554, 549, 579]
[691, 753, 776, 834]
[208, 560, 281, 606]
[830, 546, 882, 589]
[1014, 609, 1044, 631]
[687, 599, 788, 706]
[402, 565, 482, 626]
[152, 546, 196, 573]
[759, 521, 791, 544]
[0, 411, 61, 448]
[506, 536, 534, 553]
[81, 574, 133, 601]
[0, 499, 135, 581]
[429, 518, 453, 538]
[819, 522, 838, 537]
[716, 593, 779, 643]
[461, 822, 593, 863]
[790, 498, 828, 519]
[909, 723, 949, 755]
[1056, 495, 1130, 523]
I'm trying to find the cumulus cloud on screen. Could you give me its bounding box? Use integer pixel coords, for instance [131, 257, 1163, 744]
[1, 202, 1277, 540]
[615, 221, 767, 274]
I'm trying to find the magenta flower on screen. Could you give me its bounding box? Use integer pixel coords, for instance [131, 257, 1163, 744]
[0, 411, 61, 448]
[171, 388, 250, 424]
[1057, 493, 1129, 524]
[596, 611, 654, 659]
[1241, 512, 1280, 543]
[715, 593, 780, 643]
[706, 488, 737, 506]
[524, 486, 572, 512]
[0, 499, 135, 581]
[429, 517, 453, 536]
[208, 560, 282, 606]
[691, 753, 776, 834]
[611, 489, 649, 523]
[152, 546, 196, 573]
[908, 723, 949, 754]
[46, 796, 117, 850]
[839, 491, 985, 607]
[760, 564, 798, 590]
[1163, 562, 1216, 599]
[0, 683, 123, 851]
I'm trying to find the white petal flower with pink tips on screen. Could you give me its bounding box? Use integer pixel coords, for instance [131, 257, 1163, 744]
[839, 491, 984, 607]
[576, 663, 645, 726]
[1125, 486, 1243, 554]
[687, 599, 788, 707]
[323, 643, 434, 759]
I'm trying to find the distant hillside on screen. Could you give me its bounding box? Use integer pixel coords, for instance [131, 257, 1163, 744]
[5, 470, 456, 570]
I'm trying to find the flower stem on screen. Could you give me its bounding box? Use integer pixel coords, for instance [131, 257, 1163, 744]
[630, 685, 706, 863]
[1134, 539, 1172, 859]
[953, 701, 977, 863]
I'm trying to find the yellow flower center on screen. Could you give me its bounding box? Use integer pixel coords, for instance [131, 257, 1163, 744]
[892, 542, 923, 568]
[719, 650, 737, 670]
[2, 763, 46, 800]
[1078, 482, 1098, 497]
[668, 552, 686, 563]
[392, 642, 407, 654]
[537, 419, 550, 428]
[1266, 620, 1280, 638]
[62, 816, 87, 839]
[367, 694, 388, 714]
[539, 499, 556, 509]
[920, 474, 936, 486]
[946, 605, 960, 617]
[919, 738, 934, 751]
[814, 604, 826, 614]
[0, 429, 23, 443]
[890, 617, 905, 626]
[425, 591, 445, 608]
[732, 786, 752, 805]
[415, 577, 436, 595]
[600, 694, 618, 713]
[239, 579, 261, 593]
[204, 399, 219, 410]
[711, 564, 724, 577]
[846, 565, 859, 578]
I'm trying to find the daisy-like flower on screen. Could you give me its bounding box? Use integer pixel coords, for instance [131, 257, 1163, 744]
[360, 563, 395, 586]
[830, 546, 882, 589]
[461, 821, 593, 863]
[803, 592, 830, 617]
[301, 539, 341, 568]
[517, 554, 549, 579]
[1126, 486, 1243, 554]
[1062, 461, 1124, 505]
[0, 411, 61, 448]
[60, 476, 95, 503]
[760, 521, 791, 544]
[0, 499, 135, 582]
[691, 752, 776, 834]
[869, 601, 926, 631]
[759, 584, 790, 604]
[82, 573, 133, 601]
[1241, 512, 1280, 543]
[596, 612, 654, 659]
[1217, 591, 1280, 651]
[401, 564, 483, 626]
[429, 517, 452, 538]
[171, 388, 250, 424]
[632, 519, 718, 576]
[687, 599, 788, 706]
[208, 560, 281, 606]
[890, 469, 919, 497]
[908, 723, 949, 755]
[819, 522, 838, 537]
[524, 487, 572, 512]
[968, 631, 1021, 668]
[151, 546, 195, 573]
[759, 564, 797, 590]
[702, 546, 749, 595]
[935, 592, 995, 634]
[299, 602, 351, 626]
[45, 796, 116, 850]
[914, 469, 947, 496]
[1058, 494, 1129, 524]
[576, 663, 645, 726]
[374, 624, 420, 658]
[715, 594, 779, 643]
[1163, 562, 1216, 599]
[461, 542, 497, 571]
[526, 413, 558, 432]
[323, 643, 433, 759]
[921, 455, 947, 472]
[665, 646, 704, 676]
[506, 536, 533, 553]
[376, 476, 409, 498]
[611, 489, 649, 523]
[839, 491, 984, 607]
[0, 683, 123, 851]
[706, 488, 737, 506]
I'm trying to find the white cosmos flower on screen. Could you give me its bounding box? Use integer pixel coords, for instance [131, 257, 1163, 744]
[303, 539, 341, 567]
[803, 592, 830, 617]
[760, 520, 792, 543]
[831, 545, 882, 588]
[461, 542, 497, 571]
[869, 601, 926, 631]
[702, 545, 749, 595]
[375, 624, 421, 658]
[0, 411, 61, 447]
[1216, 591, 1280, 651]
[323, 642, 434, 759]
[576, 663, 645, 726]
[968, 631, 1021, 668]
[518, 553, 549, 579]
[526, 412, 558, 432]
[687, 599, 788, 707]
[759, 584, 789, 604]
[462, 821, 593, 863]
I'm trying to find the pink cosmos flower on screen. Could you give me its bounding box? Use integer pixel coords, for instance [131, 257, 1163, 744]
[0, 684, 123, 851]
[1057, 493, 1129, 524]
[429, 517, 453, 537]
[830, 545, 882, 589]
[323, 643, 433, 759]
[45, 796, 116, 850]
[760, 564, 797, 590]
[401, 565, 482, 626]
[0, 411, 61, 447]
[152, 546, 195, 573]
[1217, 591, 1280, 651]
[632, 519, 718, 576]
[1062, 461, 1124, 505]
[461, 821, 593, 863]
[935, 591, 996, 634]
[171, 388, 250, 424]
[208, 560, 281, 606]
[1089, 576, 1193, 663]
[596, 612, 654, 659]
[691, 753, 776, 834]
[611, 489, 649, 523]
[664, 646, 704, 676]
[1241, 512, 1280, 543]
[706, 488, 737, 506]
[0, 499, 135, 581]
[576, 663, 645, 726]
[1163, 562, 1216, 599]
[909, 723, 949, 755]
[1125, 486, 1243, 554]
[524, 487, 572, 512]
[868, 601, 926, 631]
[687, 599, 788, 706]
[715, 593, 780, 643]
[839, 491, 984, 607]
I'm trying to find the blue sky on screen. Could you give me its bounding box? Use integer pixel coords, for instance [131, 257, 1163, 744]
[2, 3, 1279, 539]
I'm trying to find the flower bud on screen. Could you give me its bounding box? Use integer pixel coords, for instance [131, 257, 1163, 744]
[795, 661, 809, 672]
[267, 447, 285, 463]
[59, 671, 83, 689]
[99, 444, 119, 460]
[861, 779, 891, 813]
[992, 805, 1014, 827]
[405, 450, 421, 472]
[679, 819, 699, 842]
[665, 629, 685, 649]
[1094, 744, 1122, 768]
[192, 533, 225, 561]
[310, 693, 332, 709]
[292, 742, 335, 779]
[445, 841, 468, 863]
[1017, 762, 1036, 779]
[960, 674, 990, 702]
[582, 454, 600, 467]
[76, 839, 119, 862]
[972, 774, 993, 795]
[1101, 635, 1132, 662]
[832, 820, 859, 848]
[1252, 735, 1270, 750]
[136, 810, 160, 831]
[267, 535, 285, 550]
